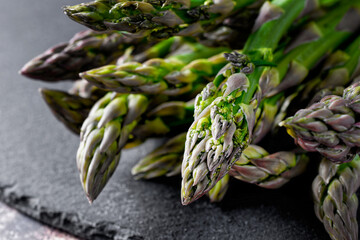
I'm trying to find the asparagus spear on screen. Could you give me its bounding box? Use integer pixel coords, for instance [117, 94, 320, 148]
[252, 93, 284, 143]
[207, 174, 230, 202]
[63, 0, 261, 39]
[80, 41, 229, 95]
[274, 35, 360, 134]
[133, 135, 307, 201]
[132, 127, 308, 188]
[128, 36, 187, 63]
[40, 88, 93, 134]
[131, 100, 195, 141]
[77, 92, 150, 202]
[182, 1, 360, 204]
[194, 2, 360, 117]
[77, 54, 201, 199]
[34, 37, 189, 135]
[131, 132, 186, 179]
[39, 80, 107, 134]
[132, 131, 230, 203]
[343, 80, 360, 113]
[78, 93, 196, 201]
[314, 39, 360, 90]
[132, 133, 306, 202]
[68, 79, 107, 99]
[20, 30, 145, 81]
[304, 35, 360, 104]
[124, 97, 196, 149]
[229, 145, 308, 188]
[281, 81, 360, 163]
[312, 156, 360, 240]
[20, 31, 183, 82]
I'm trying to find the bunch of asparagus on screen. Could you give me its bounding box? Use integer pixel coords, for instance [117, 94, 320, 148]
[21, 0, 360, 239]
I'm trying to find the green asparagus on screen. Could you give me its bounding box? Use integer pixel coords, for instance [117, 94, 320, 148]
[131, 100, 195, 141]
[305, 35, 360, 104]
[39, 80, 107, 134]
[77, 92, 150, 202]
[312, 156, 360, 240]
[200, 5, 260, 49]
[274, 35, 360, 133]
[343, 80, 360, 114]
[252, 93, 283, 143]
[280, 81, 360, 163]
[68, 79, 107, 100]
[21, 30, 144, 81]
[20, 0, 360, 234]
[182, 1, 360, 204]
[78, 92, 197, 201]
[133, 131, 231, 203]
[80, 40, 228, 95]
[229, 145, 308, 188]
[63, 0, 260, 39]
[131, 133, 186, 179]
[207, 174, 230, 202]
[133, 130, 308, 190]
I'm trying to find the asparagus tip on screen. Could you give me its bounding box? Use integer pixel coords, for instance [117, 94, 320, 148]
[19, 68, 26, 76]
[79, 72, 86, 79]
[62, 5, 73, 15]
[19, 64, 34, 79]
[87, 195, 94, 205]
[181, 196, 195, 205]
[130, 166, 142, 179]
[38, 88, 49, 99]
[38, 88, 55, 100]
[278, 120, 285, 127]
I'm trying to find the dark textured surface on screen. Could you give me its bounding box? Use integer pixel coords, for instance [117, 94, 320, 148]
[0, 1, 357, 240]
[0, 202, 79, 240]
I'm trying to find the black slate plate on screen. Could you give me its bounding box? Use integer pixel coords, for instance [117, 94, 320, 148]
[0, 202, 78, 240]
[0, 1, 357, 240]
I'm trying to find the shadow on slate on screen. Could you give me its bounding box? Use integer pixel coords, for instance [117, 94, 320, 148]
[0, 1, 358, 240]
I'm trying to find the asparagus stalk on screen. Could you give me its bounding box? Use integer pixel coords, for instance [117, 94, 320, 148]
[252, 93, 284, 143]
[229, 145, 308, 188]
[132, 126, 309, 188]
[128, 36, 187, 63]
[76, 58, 200, 198]
[20, 31, 182, 82]
[274, 35, 360, 134]
[314, 37, 360, 90]
[63, 0, 260, 39]
[123, 97, 196, 148]
[68, 79, 107, 99]
[281, 81, 360, 163]
[131, 132, 186, 179]
[312, 156, 360, 240]
[195, 2, 360, 117]
[80, 41, 229, 95]
[37, 37, 191, 135]
[78, 93, 195, 201]
[39, 80, 107, 134]
[40, 88, 93, 134]
[132, 134, 306, 202]
[77, 92, 150, 202]
[182, 1, 360, 204]
[303, 35, 360, 105]
[131, 99, 195, 141]
[132, 131, 230, 203]
[133, 134, 307, 201]
[20, 30, 146, 81]
[182, 0, 310, 204]
[200, 7, 259, 49]
[207, 174, 230, 202]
